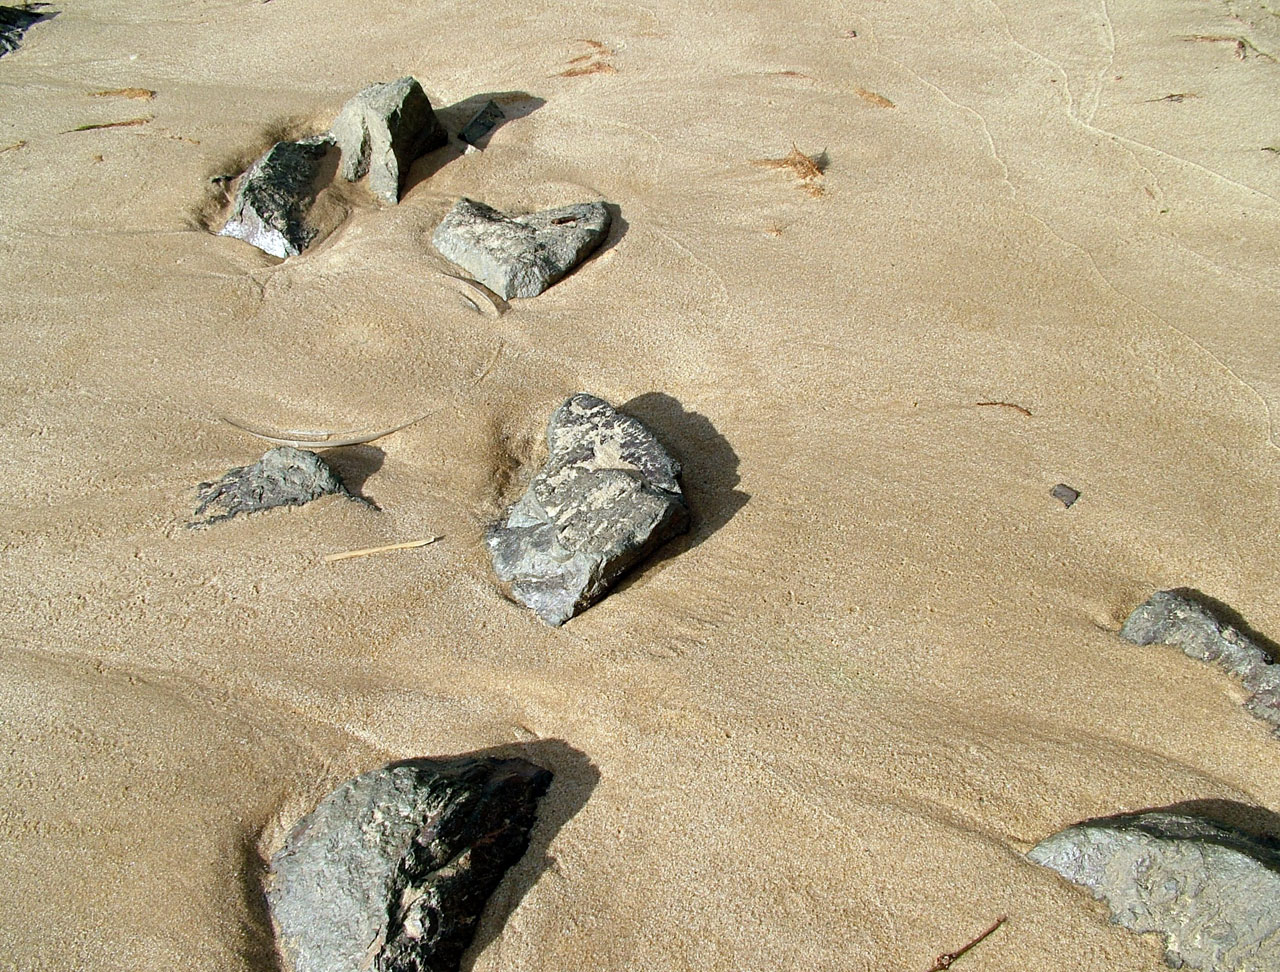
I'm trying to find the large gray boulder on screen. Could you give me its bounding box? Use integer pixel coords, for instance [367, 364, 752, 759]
[331, 77, 446, 205]
[0, 4, 49, 56]
[191, 446, 351, 526]
[1121, 590, 1280, 731]
[1028, 811, 1280, 971]
[219, 135, 335, 258]
[432, 198, 611, 299]
[267, 756, 552, 972]
[486, 394, 690, 625]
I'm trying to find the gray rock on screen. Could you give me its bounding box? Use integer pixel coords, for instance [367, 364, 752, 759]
[219, 135, 335, 258]
[0, 5, 50, 57]
[267, 756, 552, 972]
[1121, 590, 1280, 731]
[191, 446, 351, 526]
[331, 76, 446, 205]
[1050, 483, 1079, 507]
[1028, 811, 1280, 971]
[459, 100, 504, 146]
[486, 394, 690, 625]
[432, 198, 611, 299]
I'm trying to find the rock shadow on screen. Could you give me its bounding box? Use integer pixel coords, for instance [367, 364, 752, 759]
[459, 739, 599, 970]
[322, 444, 385, 508]
[585, 202, 627, 260]
[619, 392, 748, 560]
[1168, 587, 1280, 663]
[403, 91, 546, 194]
[1151, 798, 1280, 847]
[236, 832, 284, 972]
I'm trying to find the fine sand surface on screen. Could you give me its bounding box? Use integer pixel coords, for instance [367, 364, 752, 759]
[2, 0, 1280, 969]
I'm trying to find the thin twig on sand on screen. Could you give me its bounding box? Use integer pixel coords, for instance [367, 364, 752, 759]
[927, 915, 1007, 971]
[975, 401, 1032, 416]
[323, 537, 440, 563]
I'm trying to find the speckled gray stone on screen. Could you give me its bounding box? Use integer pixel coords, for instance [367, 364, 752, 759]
[331, 77, 445, 205]
[191, 446, 350, 526]
[486, 394, 690, 625]
[431, 198, 611, 299]
[0, 5, 49, 56]
[1029, 811, 1280, 971]
[219, 135, 335, 258]
[267, 756, 552, 972]
[1121, 590, 1280, 731]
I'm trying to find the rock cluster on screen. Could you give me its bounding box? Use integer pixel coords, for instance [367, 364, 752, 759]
[191, 446, 351, 526]
[432, 198, 611, 299]
[1121, 589, 1280, 731]
[267, 756, 552, 972]
[1029, 810, 1280, 972]
[486, 394, 690, 625]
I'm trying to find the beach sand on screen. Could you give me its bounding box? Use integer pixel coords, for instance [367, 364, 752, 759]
[2, 0, 1279, 968]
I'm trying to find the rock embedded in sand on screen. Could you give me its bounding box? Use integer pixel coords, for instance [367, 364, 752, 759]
[486, 393, 690, 626]
[267, 756, 552, 972]
[1028, 811, 1280, 971]
[0, 5, 49, 57]
[431, 198, 611, 299]
[1121, 589, 1280, 731]
[331, 76, 446, 205]
[191, 446, 351, 526]
[459, 99, 504, 146]
[1050, 483, 1079, 507]
[219, 135, 335, 258]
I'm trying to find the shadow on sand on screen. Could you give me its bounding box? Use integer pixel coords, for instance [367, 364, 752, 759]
[403, 91, 546, 195]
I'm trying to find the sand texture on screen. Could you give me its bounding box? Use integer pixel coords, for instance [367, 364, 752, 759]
[2, 0, 1280, 969]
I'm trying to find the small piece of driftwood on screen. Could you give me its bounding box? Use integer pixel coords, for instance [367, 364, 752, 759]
[323, 537, 440, 563]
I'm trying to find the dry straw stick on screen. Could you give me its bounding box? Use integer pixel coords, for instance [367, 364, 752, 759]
[323, 537, 440, 563]
[927, 915, 1007, 971]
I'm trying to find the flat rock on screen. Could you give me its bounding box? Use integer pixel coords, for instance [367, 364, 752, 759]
[1121, 590, 1280, 731]
[191, 446, 350, 526]
[432, 198, 611, 299]
[219, 135, 335, 258]
[1028, 811, 1280, 971]
[486, 393, 690, 625]
[459, 100, 504, 146]
[331, 76, 446, 205]
[267, 756, 552, 972]
[0, 5, 49, 56]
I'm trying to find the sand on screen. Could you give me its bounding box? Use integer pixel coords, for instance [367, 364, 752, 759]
[1, 0, 1279, 968]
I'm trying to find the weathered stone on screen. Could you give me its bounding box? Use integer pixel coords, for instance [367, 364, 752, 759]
[458, 100, 504, 146]
[486, 394, 690, 625]
[432, 198, 611, 299]
[1028, 811, 1280, 971]
[1121, 590, 1280, 731]
[219, 135, 335, 258]
[267, 756, 552, 972]
[1050, 483, 1079, 507]
[191, 446, 350, 526]
[331, 76, 446, 205]
[0, 4, 49, 57]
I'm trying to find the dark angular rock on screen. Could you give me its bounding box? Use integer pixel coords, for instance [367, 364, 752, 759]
[0, 4, 50, 57]
[219, 135, 335, 258]
[1121, 590, 1280, 731]
[1050, 483, 1079, 507]
[1028, 811, 1280, 971]
[267, 756, 552, 972]
[191, 446, 351, 527]
[331, 76, 446, 205]
[486, 394, 690, 626]
[459, 100, 504, 146]
[431, 198, 611, 299]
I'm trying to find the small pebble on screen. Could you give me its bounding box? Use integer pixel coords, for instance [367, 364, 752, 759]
[1050, 483, 1079, 507]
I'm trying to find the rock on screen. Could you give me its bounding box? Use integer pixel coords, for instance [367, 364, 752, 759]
[1028, 811, 1280, 971]
[0, 5, 49, 57]
[431, 198, 611, 299]
[331, 76, 446, 205]
[1120, 590, 1280, 731]
[267, 756, 552, 972]
[486, 394, 690, 625]
[191, 446, 351, 526]
[1050, 483, 1079, 507]
[219, 135, 335, 258]
[458, 100, 504, 146]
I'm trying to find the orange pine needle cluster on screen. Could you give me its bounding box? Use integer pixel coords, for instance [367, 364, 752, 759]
[752, 144, 827, 197]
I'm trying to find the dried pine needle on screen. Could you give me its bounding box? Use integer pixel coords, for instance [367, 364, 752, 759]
[0, 140, 26, 154]
[324, 537, 440, 563]
[558, 62, 617, 77]
[853, 86, 895, 108]
[752, 144, 827, 196]
[89, 87, 156, 100]
[65, 116, 152, 133]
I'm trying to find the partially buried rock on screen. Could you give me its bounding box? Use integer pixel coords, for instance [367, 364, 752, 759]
[219, 135, 335, 258]
[432, 198, 611, 299]
[487, 394, 690, 626]
[0, 5, 50, 57]
[1121, 589, 1280, 731]
[191, 446, 351, 526]
[1028, 810, 1280, 971]
[331, 76, 446, 205]
[459, 99, 504, 147]
[267, 756, 552, 972]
